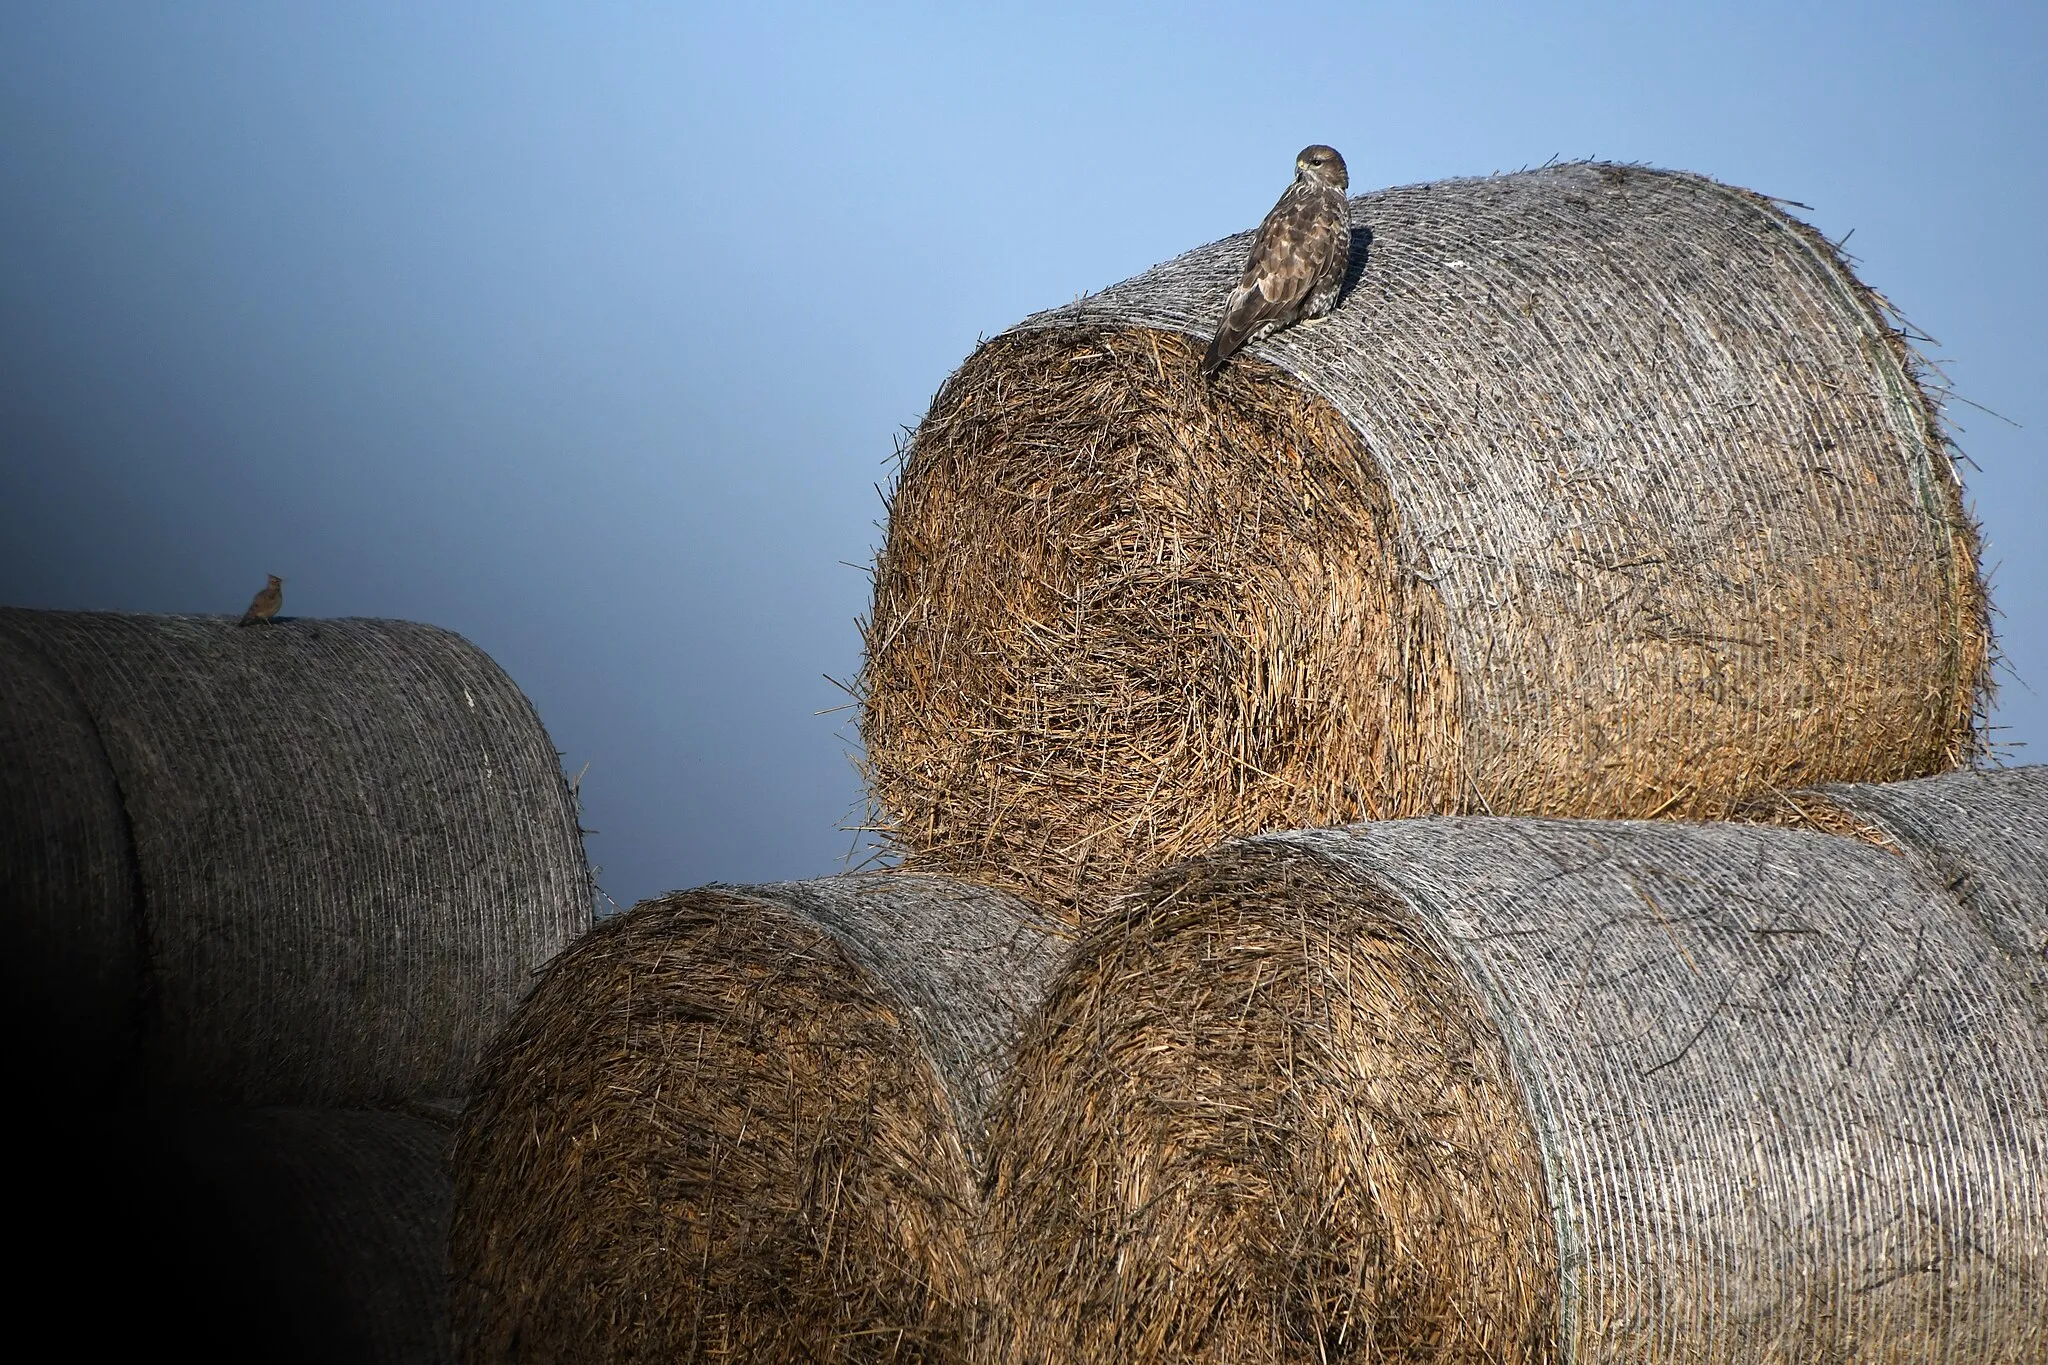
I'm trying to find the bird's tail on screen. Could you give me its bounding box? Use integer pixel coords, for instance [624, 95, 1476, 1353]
[1200, 326, 1245, 377]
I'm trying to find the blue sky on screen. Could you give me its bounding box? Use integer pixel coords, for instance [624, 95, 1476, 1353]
[2, 2, 2041, 909]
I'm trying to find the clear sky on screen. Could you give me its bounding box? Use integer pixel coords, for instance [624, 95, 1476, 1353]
[2, 2, 2041, 910]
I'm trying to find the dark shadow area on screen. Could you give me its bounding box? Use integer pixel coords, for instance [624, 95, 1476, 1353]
[16, 1094, 293, 1359]
[1335, 224, 1384, 304]
[16, 1095, 456, 1362]
[1340, 223, 1376, 301]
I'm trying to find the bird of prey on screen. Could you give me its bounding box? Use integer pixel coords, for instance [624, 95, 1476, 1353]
[1201, 145, 1352, 377]
[239, 574, 283, 626]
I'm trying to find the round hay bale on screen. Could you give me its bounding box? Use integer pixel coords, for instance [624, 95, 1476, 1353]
[148, 1105, 457, 1362]
[451, 873, 1067, 1363]
[0, 608, 593, 1105]
[1756, 765, 2048, 1026]
[0, 637, 143, 1091]
[860, 162, 1989, 910]
[983, 817, 2048, 1363]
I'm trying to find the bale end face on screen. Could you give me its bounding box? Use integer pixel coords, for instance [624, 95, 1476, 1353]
[980, 843, 1555, 1364]
[860, 326, 1463, 912]
[451, 888, 985, 1363]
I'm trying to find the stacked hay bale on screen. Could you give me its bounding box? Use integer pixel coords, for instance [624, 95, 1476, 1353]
[980, 814, 2048, 1364]
[1755, 765, 2048, 1023]
[445, 163, 2025, 1364]
[0, 607, 593, 1102]
[0, 608, 594, 1360]
[451, 874, 1067, 1363]
[859, 162, 1989, 910]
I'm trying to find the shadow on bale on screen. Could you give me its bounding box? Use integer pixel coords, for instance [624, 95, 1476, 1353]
[0, 636, 143, 1094]
[0, 608, 593, 1105]
[24, 1104, 456, 1362]
[151, 1106, 458, 1363]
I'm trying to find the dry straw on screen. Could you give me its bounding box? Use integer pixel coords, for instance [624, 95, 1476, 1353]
[1752, 764, 2048, 1025]
[451, 873, 1066, 1364]
[860, 163, 1990, 911]
[0, 608, 593, 1104]
[982, 814, 2048, 1363]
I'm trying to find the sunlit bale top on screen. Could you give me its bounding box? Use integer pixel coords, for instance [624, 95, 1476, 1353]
[1756, 764, 2048, 1024]
[860, 162, 1989, 912]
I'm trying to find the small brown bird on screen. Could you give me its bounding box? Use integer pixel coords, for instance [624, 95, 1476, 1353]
[1201, 145, 1353, 377]
[239, 574, 283, 626]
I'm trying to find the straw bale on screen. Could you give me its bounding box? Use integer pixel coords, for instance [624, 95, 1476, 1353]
[0, 637, 142, 1090]
[983, 815, 2048, 1363]
[451, 873, 1067, 1364]
[1736, 785, 1908, 853]
[0, 608, 592, 1104]
[149, 1105, 457, 1362]
[1758, 765, 2048, 1026]
[861, 162, 1988, 911]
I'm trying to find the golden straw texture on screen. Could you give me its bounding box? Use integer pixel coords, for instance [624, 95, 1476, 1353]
[861, 164, 1988, 912]
[451, 874, 1066, 1364]
[984, 814, 2047, 1363]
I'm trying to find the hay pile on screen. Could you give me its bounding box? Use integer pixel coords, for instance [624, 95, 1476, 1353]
[982, 815, 2048, 1363]
[1756, 765, 2048, 1024]
[451, 873, 1067, 1363]
[0, 608, 592, 1104]
[860, 162, 1989, 909]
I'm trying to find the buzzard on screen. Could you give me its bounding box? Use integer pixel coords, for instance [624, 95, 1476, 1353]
[1200, 144, 1351, 377]
[239, 574, 283, 626]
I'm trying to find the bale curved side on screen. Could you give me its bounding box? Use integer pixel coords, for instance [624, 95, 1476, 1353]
[451, 874, 1066, 1364]
[1770, 766, 2048, 1025]
[982, 841, 1554, 1364]
[862, 163, 1989, 910]
[983, 817, 2048, 1363]
[0, 608, 593, 1105]
[0, 635, 143, 1090]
